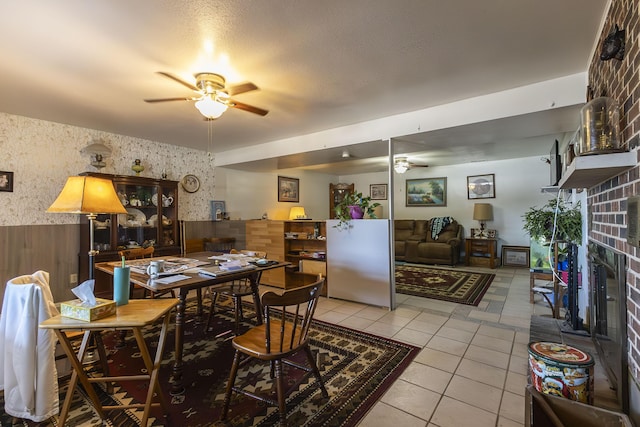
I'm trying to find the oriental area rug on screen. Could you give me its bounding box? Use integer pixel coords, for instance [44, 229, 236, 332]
[0, 299, 419, 427]
[395, 264, 495, 306]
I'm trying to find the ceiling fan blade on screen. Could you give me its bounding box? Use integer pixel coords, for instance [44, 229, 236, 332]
[228, 100, 269, 116]
[144, 97, 198, 103]
[410, 164, 429, 168]
[227, 82, 258, 96]
[156, 71, 200, 92]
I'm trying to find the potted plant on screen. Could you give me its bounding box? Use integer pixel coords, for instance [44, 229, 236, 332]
[334, 191, 381, 230]
[522, 198, 582, 244]
[523, 198, 582, 270]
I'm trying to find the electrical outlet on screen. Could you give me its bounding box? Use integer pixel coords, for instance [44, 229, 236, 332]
[70, 273, 78, 284]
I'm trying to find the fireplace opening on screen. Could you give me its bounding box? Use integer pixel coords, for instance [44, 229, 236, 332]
[589, 241, 628, 412]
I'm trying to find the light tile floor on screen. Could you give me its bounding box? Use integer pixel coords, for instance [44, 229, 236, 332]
[305, 265, 597, 427]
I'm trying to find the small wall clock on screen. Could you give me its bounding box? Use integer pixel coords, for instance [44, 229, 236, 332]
[181, 174, 200, 193]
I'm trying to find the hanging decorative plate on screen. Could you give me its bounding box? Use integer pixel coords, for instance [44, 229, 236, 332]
[181, 174, 200, 193]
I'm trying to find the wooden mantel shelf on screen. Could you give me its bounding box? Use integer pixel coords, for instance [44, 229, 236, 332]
[558, 150, 637, 189]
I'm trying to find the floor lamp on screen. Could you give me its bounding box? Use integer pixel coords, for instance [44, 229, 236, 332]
[48, 176, 127, 280]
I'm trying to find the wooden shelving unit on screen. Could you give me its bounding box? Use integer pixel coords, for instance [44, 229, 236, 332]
[245, 220, 327, 293]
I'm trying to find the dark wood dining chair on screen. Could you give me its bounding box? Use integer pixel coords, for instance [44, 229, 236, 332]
[221, 278, 328, 427]
[204, 250, 267, 337]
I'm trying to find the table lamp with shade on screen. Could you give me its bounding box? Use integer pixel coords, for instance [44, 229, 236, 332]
[473, 203, 493, 238]
[289, 206, 307, 220]
[47, 176, 127, 279]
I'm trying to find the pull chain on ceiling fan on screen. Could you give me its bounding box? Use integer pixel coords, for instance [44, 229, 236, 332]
[144, 72, 269, 119]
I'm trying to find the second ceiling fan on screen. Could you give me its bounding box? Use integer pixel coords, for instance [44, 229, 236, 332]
[394, 156, 428, 173]
[144, 71, 269, 119]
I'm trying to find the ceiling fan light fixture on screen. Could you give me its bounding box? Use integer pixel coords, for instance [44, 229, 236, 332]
[195, 95, 228, 119]
[394, 157, 410, 174]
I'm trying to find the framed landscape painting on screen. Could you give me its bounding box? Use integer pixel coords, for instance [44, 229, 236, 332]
[406, 177, 447, 206]
[278, 176, 299, 202]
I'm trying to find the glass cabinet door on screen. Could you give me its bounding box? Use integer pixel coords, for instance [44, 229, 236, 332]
[159, 183, 178, 246]
[329, 183, 354, 219]
[92, 213, 113, 252]
[115, 183, 159, 250]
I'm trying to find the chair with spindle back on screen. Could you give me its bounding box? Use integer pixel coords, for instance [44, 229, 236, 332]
[204, 250, 267, 336]
[221, 279, 328, 427]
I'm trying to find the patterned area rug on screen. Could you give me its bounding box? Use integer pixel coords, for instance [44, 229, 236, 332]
[0, 299, 418, 426]
[395, 264, 495, 306]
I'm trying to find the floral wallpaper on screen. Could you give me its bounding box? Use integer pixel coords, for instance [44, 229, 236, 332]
[0, 112, 215, 226]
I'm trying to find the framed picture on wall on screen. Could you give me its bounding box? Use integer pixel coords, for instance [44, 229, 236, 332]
[210, 200, 226, 220]
[278, 176, 299, 202]
[0, 171, 13, 192]
[406, 177, 447, 206]
[370, 184, 387, 200]
[502, 245, 530, 268]
[467, 174, 495, 199]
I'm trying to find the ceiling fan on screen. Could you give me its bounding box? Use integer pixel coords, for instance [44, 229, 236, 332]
[144, 72, 269, 119]
[394, 156, 428, 173]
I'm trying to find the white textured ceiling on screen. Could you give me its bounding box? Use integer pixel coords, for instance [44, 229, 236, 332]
[0, 1, 608, 172]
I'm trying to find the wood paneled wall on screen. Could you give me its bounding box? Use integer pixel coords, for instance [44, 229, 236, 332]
[182, 220, 247, 252]
[0, 224, 79, 304]
[245, 220, 285, 287]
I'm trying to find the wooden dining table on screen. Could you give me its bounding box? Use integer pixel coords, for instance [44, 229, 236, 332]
[95, 251, 289, 395]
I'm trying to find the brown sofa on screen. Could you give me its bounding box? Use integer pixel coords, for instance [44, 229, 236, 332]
[394, 218, 463, 266]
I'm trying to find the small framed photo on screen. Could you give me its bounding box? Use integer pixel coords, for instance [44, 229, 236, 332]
[210, 200, 226, 220]
[406, 177, 447, 206]
[278, 176, 299, 202]
[502, 245, 530, 268]
[370, 184, 387, 200]
[0, 171, 13, 192]
[467, 174, 495, 199]
[470, 228, 497, 238]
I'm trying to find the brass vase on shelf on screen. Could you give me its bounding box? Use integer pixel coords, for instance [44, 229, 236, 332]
[132, 159, 144, 176]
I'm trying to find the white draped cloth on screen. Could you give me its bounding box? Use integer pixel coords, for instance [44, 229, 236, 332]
[0, 271, 59, 421]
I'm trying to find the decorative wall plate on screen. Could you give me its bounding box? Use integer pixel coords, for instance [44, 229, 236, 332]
[181, 174, 200, 193]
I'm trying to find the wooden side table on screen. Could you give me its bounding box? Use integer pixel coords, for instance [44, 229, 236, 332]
[465, 238, 499, 269]
[40, 299, 177, 426]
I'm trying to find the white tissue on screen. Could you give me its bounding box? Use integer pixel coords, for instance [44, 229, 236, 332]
[71, 279, 97, 306]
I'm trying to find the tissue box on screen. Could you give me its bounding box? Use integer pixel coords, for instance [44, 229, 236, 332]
[60, 298, 116, 322]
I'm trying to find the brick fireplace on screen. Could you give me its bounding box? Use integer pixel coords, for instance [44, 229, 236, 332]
[587, 0, 640, 421]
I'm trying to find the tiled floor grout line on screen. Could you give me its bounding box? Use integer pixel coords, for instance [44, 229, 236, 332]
[287, 266, 558, 426]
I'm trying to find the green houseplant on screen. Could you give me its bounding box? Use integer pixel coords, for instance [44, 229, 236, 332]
[523, 199, 582, 269]
[522, 198, 582, 244]
[334, 191, 381, 230]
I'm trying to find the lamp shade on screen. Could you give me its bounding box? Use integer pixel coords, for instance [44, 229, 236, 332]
[289, 206, 307, 220]
[195, 95, 228, 119]
[473, 203, 493, 221]
[47, 176, 127, 214]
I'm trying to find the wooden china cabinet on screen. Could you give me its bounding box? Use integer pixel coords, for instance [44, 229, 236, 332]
[329, 183, 354, 219]
[79, 172, 181, 287]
